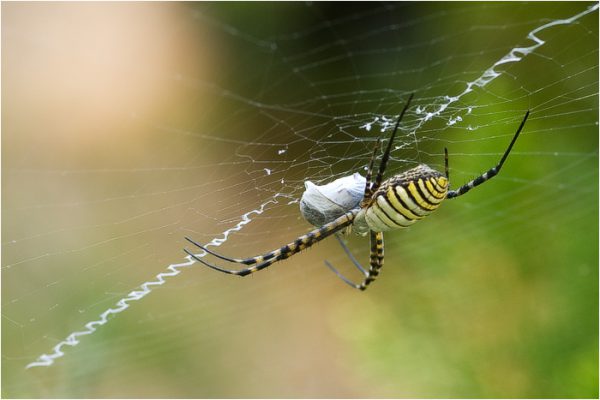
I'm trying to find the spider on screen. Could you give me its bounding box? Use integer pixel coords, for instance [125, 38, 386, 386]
[184, 94, 530, 290]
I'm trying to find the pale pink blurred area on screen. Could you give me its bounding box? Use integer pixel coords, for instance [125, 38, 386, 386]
[2, 2, 213, 167]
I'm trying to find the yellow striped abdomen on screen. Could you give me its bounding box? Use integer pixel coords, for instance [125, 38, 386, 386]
[359, 164, 448, 233]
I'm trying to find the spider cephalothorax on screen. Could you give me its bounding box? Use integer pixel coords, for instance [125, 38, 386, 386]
[185, 94, 529, 290]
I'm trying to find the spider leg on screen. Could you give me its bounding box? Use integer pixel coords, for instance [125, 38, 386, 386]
[447, 111, 529, 199]
[324, 260, 364, 289]
[444, 147, 450, 180]
[184, 249, 253, 275]
[323, 234, 369, 289]
[185, 211, 358, 277]
[184, 248, 286, 277]
[371, 93, 414, 194]
[362, 137, 381, 202]
[334, 233, 368, 275]
[324, 231, 384, 291]
[357, 231, 384, 291]
[185, 237, 264, 265]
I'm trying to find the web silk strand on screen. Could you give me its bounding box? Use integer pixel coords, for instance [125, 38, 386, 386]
[25, 197, 281, 369]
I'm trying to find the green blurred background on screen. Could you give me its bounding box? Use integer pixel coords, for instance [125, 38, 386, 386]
[2, 2, 598, 398]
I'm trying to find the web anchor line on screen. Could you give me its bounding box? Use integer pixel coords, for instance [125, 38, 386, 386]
[25, 197, 282, 369]
[412, 3, 598, 128]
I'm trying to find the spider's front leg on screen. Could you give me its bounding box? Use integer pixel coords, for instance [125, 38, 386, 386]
[185, 211, 358, 276]
[362, 93, 414, 205]
[447, 111, 529, 199]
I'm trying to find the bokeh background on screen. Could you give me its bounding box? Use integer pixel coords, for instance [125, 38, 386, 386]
[2, 2, 598, 398]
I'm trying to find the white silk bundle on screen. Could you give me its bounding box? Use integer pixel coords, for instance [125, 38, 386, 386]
[299, 172, 366, 227]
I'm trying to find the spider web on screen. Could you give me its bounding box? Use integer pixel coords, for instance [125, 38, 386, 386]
[3, 2, 598, 397]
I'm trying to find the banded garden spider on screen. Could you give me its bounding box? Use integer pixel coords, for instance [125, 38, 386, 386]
[185, 95, 529, 290]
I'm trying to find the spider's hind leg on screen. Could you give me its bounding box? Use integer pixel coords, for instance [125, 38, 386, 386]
[325, 231, 384, 291]
[358, 231, 384, 290]
[334, 233, 368, 275]
[324, 234, 368, 289]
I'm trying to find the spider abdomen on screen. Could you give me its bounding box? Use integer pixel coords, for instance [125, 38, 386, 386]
[358, 164, 449, 233]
